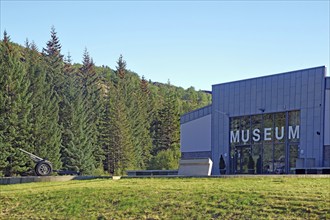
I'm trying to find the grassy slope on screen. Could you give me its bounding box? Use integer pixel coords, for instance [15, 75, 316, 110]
[0, 177, 329, 219]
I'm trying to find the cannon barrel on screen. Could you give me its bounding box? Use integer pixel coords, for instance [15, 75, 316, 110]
[18, 148, 44, 163]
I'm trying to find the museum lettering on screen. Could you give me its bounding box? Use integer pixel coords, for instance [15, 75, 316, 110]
[230, 125, 300, 143]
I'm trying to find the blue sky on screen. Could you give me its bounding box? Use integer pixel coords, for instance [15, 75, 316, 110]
[1, 1, 329, 90]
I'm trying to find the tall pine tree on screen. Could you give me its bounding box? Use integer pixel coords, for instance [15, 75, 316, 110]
[100, 55, 138, 174]
[99, 93, 113, 174]
[114, 55, 152, 169]
[60, 75, 96, 174]
[41, 26, 65, 170]
[151, 81, 180, 155]
[78, 49, 104, 167]
[107, 80, 135, 175]
[42, 26, 64, 94]
[24, 40, 62, 169]
[134, 76, 153, 168]
[0, 32, 33, 176]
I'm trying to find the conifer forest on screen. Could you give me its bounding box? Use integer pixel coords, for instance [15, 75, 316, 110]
[0, 27, 211, 176]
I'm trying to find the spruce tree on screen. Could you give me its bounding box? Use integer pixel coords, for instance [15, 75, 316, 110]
[99, 94, 113, 174]
[102, 66, 135, 174]
[0, 32, 33, 176]
[108, 86, 135, 175]
[99, 81, 132, 175]
[60, 73, 95, 175]
[152, 82, 180, 155]
[24, 41, 62, 169]
[42, 26, 64, 88]
[113, 55, 154, 169]
[41, 26, 65, 169]
[42, 26, 63, 69]
[78, 49, 104, 167]
[42, 26, 64, 119]
[116, 54, 126, 80]
[134, 76, 153, 168]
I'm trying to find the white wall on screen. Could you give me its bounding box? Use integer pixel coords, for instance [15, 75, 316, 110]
[180, 114, 211, 152]
[325, 90, 330, 145]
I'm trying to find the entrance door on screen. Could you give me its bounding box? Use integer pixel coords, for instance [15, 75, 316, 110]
[235, 145, 251, 174]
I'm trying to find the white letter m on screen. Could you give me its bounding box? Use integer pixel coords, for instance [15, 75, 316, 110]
[231, 130, 240, 143]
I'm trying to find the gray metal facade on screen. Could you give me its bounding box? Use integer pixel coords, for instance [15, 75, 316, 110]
[180, 105, 212, 124]
[211, 66, 327, 174]
[180, 105, 212, 159]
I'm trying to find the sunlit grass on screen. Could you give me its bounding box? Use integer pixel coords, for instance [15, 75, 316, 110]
[1, 177, 329, 219]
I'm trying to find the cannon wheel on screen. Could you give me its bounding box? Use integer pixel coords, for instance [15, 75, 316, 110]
[35, 161, 53, 176]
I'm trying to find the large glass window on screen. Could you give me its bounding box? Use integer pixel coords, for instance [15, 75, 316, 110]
[252, 144, 262, 174]
[289, 111, 300, 143]
[274, 144, 285, 174]
[240, 116, 251, 145]
[263, 144, 273, 173]
[251, 115, 262, 144]
[263, 114, 274, 143]
[289, 145, 299, 173]
[235, 146, 250, 174]
[230, 118, 240, 174]
[229, 111, 300, 174]
[274, 113, 285, 143]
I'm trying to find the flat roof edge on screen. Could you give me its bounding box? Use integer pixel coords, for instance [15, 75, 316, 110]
[212, 66, 326, 87]
[180, 104, 212, 124]
[180, 104, 212, 118]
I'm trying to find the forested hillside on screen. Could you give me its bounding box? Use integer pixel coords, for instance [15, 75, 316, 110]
[0, 27, 211, 176]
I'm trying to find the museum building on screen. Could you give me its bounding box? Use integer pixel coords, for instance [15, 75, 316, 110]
[180, 66, 330, 175]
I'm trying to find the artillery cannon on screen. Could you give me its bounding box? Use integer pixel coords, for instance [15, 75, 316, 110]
[19, 148, 53, 176]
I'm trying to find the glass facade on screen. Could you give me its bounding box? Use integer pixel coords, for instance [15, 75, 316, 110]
[230, 111, 300, 174]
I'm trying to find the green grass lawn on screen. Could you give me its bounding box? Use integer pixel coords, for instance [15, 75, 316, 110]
[1, 177, 329, 219]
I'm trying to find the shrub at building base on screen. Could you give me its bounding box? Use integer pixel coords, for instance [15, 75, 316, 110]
[219, 155, 226, 175]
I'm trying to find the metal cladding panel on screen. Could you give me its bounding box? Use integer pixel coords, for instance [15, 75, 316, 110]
[325, 90, 330, 145]
[250, 79, 257, 113]
[295, 75, 302, 108]
[245, 81, 251, 115]
[256, 78, 263, 111]
[239, 82, 246, 115]
[211, 86, 220, 172]
[271, 76, 278, 111]
[180, 115, 211, 153]
[265, 78, 272, 112]
[211, 66, 326, 174]
[278, 76, 285, 108]
[289, 74, 296, 109]
[229, 83, 235, 114]
[301, 73, 309, 108]
[234, 84, 240, 116]
[326, 77, 330, 89]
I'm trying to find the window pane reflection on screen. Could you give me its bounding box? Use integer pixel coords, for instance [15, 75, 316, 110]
[240, 116, 250, 145]
[251, 115, 262, 144]
[252, 144, 262, 174]
[289, 111, 300, 143]
[289, 145, 299, 173]
[274, 144, 285, 174]
[263, 144, 273, 173]
[263, 114, 273, 143]
[274, 113, 285, 143]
